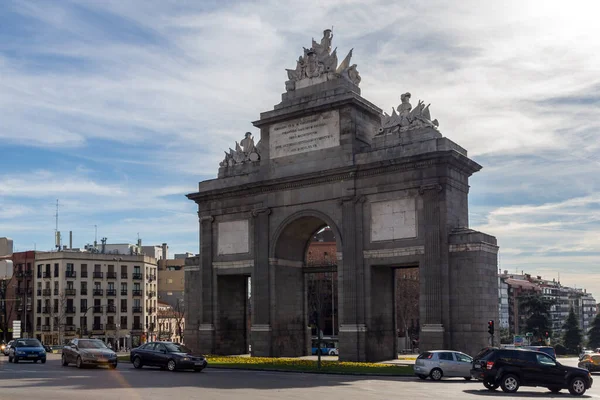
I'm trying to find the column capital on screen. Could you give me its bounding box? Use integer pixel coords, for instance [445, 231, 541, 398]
[251, 207, 271, 217]
[418, 184, 443, 195]
[199, 215, 214, 223]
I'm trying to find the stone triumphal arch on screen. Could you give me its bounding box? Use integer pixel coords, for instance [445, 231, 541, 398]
[185, 30, 499, 361]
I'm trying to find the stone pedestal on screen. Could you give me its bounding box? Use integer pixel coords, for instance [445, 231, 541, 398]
[338, 325, 367, 362]
[250, 325, 272, 357]
[420, 324, 445, 351]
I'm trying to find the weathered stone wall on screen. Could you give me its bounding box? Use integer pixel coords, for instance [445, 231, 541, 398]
[216, 275, 247, 354]
[366, 266, 396, 361]
[271, 263, 305, 357]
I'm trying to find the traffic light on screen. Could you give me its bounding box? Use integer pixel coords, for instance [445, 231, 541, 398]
[488, 320, 495, 335]
[545, 331, 549, 338]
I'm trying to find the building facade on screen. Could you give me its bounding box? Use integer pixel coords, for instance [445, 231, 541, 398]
[157, 258, 186, 308]
[33, 251, 158, 348]
[157, 301, 184, 343]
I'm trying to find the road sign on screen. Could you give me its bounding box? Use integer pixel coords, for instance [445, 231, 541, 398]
[525, 332, 533, 337]
[12, 320, 21, 339]
[514, 335, 524, 346]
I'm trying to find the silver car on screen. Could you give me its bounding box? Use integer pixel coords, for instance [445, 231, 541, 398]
[414, 350, 473, 381]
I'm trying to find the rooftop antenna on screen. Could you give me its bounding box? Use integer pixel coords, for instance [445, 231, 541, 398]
[54, 199, 62, 250]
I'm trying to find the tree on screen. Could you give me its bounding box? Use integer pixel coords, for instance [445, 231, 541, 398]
[587, 314, 600, 349]
[50, 292, 68, 345]
[499, 327, 512, 345]
[563, 306, 583, 354]
[396, 269, 419, 351]
[173, 299, 185, 343]
[0, 279, 16, 342]
[518, 293, 554, 344]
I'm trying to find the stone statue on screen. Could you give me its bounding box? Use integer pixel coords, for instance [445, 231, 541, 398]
[379, 92, 440, 135]
[284, 29, 360, 92]
[220, 132, 261, 168]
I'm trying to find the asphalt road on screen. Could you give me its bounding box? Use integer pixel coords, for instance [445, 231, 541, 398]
[1, 355, 599, 400]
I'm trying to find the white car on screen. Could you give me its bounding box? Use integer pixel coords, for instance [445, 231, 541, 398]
[328, 348, 339, 356]
[414, 350, 473, 381]
[3, 340, 14, 356]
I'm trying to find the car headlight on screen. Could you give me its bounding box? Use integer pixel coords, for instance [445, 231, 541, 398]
[181, 357, 190, 361]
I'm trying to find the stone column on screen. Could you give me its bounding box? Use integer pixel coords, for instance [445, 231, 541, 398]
[250, 208, 271, 356]
[198, 216, 215, 353]
[338, 196, 367, 362]
[419, 184, 445, 350]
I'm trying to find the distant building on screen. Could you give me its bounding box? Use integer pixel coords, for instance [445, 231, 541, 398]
[157, 257, 187, 308]
[33, 251, 158, 349]
[157, 300, 184, 343]
[498, 276, 509, 329]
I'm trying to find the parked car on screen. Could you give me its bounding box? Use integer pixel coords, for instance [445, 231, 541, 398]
[414, 350, 473, 380]
[130, 341, 207, 372]
[2, 340, 14, 356]
[471, 347, 593, 395]
[8, 338, 47, 363]
[61, 338, 117, 369]
[579, 353, 600, 372]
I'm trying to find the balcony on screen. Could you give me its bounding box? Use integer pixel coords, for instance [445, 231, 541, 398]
[106, 323, 117, 330]
[107, 272, 117, 279]
[121, 290, 128, 296]
[106, 306, 117, 314]
[132, 290, 142, 297]
[148, 275, 156, 282]
[43, 271, 51, 278]
[24, 270, 32, 278]
[54, 289, 59, 296]
[121, 272, 128, 279]
[147, 291, 156, 298]
[81, 289, 88, 295]
[42, 307, 51, 314]
[121, 307, 128, 313]
[92, 324, 103, 331]
[93, 272, 103, 279]
[26, 304, 32, 311]
[15, 271, 24, 279]
[17, 305, 23, 312]
[132, 273, 142, 280]
[132, 307, 142, 313]
[106, 289, 117, 297]
[93, 289, 104, 296]
[36, 324, 41, 331]
[93, 306, 103, 314]
[147, 307, 155, 314]
[131, 324, 143, 331]
[65, 289, 77, 296]
[65, 325, 76, 332]
[81, 271, 88, 278]
[66, 307, 76, 314]
[42, 325, 51, 332]
[65, 271, 77, 278]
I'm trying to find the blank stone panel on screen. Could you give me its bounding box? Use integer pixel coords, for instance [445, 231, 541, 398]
[370, 198, 417, 242]
[217, 220, 249, 255]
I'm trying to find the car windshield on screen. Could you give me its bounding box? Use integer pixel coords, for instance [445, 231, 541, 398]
[164, 343, 191, 353]
[15, 339, 41, 348]
[78, 340, 108, 349]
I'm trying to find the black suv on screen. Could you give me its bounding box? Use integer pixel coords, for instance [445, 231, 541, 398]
[470, 347, 593, 396]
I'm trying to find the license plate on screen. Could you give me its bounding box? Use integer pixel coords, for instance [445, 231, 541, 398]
[474, 364, 481, 369]
[28, 354, 37, 358]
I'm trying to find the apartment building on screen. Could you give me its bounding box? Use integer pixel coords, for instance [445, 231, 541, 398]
[33, 251, 157, 349]
[157, 258, 186, 308]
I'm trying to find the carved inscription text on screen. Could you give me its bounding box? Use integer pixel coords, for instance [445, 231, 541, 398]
[269, 110, 340, 159]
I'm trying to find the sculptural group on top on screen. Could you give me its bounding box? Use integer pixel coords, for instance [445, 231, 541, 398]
[219, 132, 260, 168]
[285, 29, 361, 91]
[379, 92, 440, 134]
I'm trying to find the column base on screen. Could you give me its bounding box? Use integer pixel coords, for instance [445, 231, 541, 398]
[198, 324, 215, 355]
[250, 324, 272, 357]
[338, 324, 367, 362]
[420, 324, 445, 352]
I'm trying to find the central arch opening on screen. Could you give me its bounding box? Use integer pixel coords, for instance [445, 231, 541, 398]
[271, 213, 341, 357]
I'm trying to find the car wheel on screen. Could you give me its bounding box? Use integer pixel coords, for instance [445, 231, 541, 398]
[568, 377, 587, 396]
[483, 379, 499, 391]
[500, 374, 520, 393]
[109, 363, 117, 370]
[76, 356, 83, 369]
[132, 356, 143, 369]
[41, 358, 46, 364]
[417, 374, 427, 380]
[548, 386, 561, 393]
[61, 355, 68, 366]
[429, 368, 443, 381]
[167, 359, 177, 372]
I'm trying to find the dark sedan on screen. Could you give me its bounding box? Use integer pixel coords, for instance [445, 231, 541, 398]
[130, 342, 207, 372]
[62, 338, 117, 369]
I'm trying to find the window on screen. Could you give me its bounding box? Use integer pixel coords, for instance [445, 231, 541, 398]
[54, 263, 59, 277]
[120, 315, 128, 328]
[455, 353, 472, 363]
[81, 264, 88, 277]
[94, 282, 101, 290]
[536, 354, 556, 366]
[81, 299, 87, 311]
[67, 281, 74, 290]
[37, 264, 42, 278]
[66, 263, 74, 272]
[94, 264, 101, 272]
[167, 278, 173, 284]
[81, 281, 87, 291]
[438, 352, 454, 361]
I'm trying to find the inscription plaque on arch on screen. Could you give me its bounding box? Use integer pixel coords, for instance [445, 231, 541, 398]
[269, 110, 340, 159]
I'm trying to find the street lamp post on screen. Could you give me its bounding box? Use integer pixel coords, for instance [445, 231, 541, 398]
[80, 305, 99, 338]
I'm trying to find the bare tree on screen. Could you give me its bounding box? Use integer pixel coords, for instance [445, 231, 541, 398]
[50, 292, 68, 345]
[173, 299, 185, 343]
[0, 279, 16, 342]
[307, 272, 332, 369]
[396, 268, 419, 352]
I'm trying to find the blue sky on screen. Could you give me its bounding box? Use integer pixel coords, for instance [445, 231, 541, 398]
[1, 1, 599, 295]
